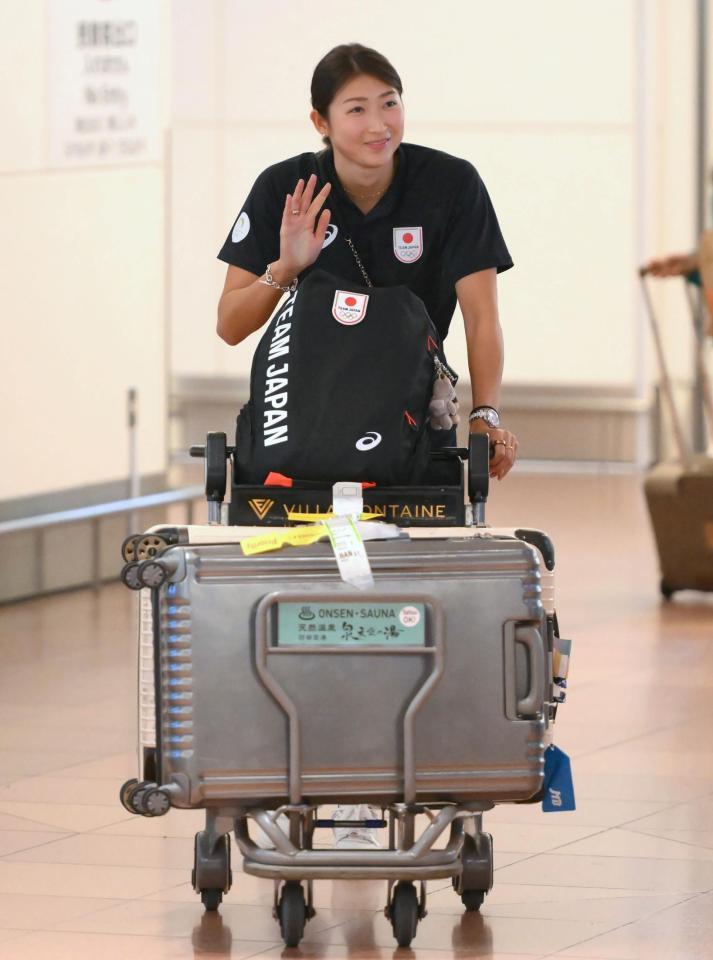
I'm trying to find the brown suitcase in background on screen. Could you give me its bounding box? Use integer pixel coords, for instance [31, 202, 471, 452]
[639, 269, 713, 599]
[644, 456, 713, 598]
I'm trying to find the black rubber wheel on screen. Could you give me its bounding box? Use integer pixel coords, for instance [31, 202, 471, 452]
[192, 832, 232, 898]
[120, 561, 142, 591]
[139, 560, 168, 589]
[391, 881, 419, 948]
[200, 888, 222, 911]
[127, 780, 153, 815]
[278, 882, 306, 948]
[141, 787, 171, 817]
[455, 832, 493, 899]
[461, 889, 485, 912]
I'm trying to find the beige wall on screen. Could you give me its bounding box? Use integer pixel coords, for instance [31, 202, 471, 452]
[0, 0, 170, 502]
[169, 0, 704, 408]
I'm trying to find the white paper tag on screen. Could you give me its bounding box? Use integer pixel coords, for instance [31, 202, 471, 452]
[322, 516, 373, 589]
[332, 481, 363, 518]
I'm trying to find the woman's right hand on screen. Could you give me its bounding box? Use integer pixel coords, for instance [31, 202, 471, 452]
[273, 174, 332, 282]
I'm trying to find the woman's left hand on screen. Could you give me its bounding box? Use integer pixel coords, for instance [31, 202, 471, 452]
[469, 419, 518, 480]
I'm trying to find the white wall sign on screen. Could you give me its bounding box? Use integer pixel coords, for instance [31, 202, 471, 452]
[48, 0, 161, 166]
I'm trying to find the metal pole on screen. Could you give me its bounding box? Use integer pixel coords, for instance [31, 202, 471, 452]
[91, 518, 101, 593]
[640, 273, 692, 466]
[684, 282, 713, 444]
[128, 387, 139, 535]
[693, 0, 709, 451]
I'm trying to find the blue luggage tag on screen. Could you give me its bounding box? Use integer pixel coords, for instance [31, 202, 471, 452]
[542, 744, 576, 812]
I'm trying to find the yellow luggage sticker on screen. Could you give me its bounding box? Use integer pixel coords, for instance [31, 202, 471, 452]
[240, 524, 327, 556]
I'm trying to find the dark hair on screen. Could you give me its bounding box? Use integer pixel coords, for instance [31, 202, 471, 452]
[311, 44, 403, 145]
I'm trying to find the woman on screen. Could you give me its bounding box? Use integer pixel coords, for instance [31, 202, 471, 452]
[217, 46, 516, 849]
[217, 43, 518, 481]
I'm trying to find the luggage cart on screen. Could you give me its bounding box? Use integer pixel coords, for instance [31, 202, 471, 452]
[119, 434, 563, 948]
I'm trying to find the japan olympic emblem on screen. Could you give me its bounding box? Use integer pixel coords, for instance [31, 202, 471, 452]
[393, 226, 423, 263]
[332, 290, 369, 325]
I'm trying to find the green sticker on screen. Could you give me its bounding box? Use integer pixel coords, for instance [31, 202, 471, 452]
[276, 602, 426, 647]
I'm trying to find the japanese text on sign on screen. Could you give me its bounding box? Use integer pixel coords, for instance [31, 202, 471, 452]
[276, 603, 426, 647]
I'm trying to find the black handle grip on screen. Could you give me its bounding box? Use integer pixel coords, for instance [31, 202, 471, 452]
[468, 433, 490, 505]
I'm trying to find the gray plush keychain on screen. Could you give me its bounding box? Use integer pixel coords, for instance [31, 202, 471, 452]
[428, 365, 460, 430]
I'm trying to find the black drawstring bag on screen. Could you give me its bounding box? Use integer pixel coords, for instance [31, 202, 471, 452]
[234, 268, 451, 485]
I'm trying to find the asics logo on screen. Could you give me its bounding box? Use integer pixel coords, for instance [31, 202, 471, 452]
[322, 224, 338, 248]
[356, 431, 382, 451]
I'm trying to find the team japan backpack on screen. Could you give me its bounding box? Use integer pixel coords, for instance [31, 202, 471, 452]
[234, 268, 451, 486]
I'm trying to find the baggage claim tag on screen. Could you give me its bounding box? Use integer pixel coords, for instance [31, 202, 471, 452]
[542, 745, 576, 812]
[326, 482, 373, 589]
[321, 516, 374, 590]
[332, 481, 363, 518]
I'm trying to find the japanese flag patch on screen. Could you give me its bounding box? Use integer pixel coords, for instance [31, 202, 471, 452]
[332, 290, 369, 325]
[393, 227, 423, 263]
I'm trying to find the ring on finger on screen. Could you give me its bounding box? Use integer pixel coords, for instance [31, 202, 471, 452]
[290, 209, 300, 215]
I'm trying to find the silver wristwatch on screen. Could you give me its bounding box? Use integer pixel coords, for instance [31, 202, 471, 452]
[468, 406, 500, 428]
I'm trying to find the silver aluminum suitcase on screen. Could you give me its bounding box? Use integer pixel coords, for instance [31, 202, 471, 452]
[119, 435, 562, 948]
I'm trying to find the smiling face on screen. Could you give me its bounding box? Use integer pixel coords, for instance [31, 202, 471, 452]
[311, 73, 405, 171]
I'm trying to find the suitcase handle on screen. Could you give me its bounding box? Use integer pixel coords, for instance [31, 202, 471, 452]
[638, 270, 692, 465]
[254, 591, 445, 806]
[515, 624, 546, 718]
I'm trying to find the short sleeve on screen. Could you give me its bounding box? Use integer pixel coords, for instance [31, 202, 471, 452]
[442, 163, 513, 286]
[217, 167, 283, 275]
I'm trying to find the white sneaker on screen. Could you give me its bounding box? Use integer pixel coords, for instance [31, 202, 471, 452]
[333, 804, 382, 850]
[252, 812, 291, 849]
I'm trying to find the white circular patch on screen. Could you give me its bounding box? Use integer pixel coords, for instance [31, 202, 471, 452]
[355, 431, 382, 451]
[322, 224, 338, 249]
[231, 212, 250, 243]
[399, 606, 421, 628]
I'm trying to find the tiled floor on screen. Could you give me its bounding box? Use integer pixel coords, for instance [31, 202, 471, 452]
[1, 471, 712, 959]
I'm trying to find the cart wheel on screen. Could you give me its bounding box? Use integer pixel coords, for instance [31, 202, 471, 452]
[119, 778, 139, 813]
[453, 831, 493, 913]
[461, 889, 485, 912]
[200, 888, 222, 912]
[390, 881, 419, 948]
[278, 881, 306, 948]
[661, 580, 675, 600]
[193, 831, 232, 906]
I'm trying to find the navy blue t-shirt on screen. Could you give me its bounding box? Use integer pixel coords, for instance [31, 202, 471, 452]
[218, 142, 513, 341]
